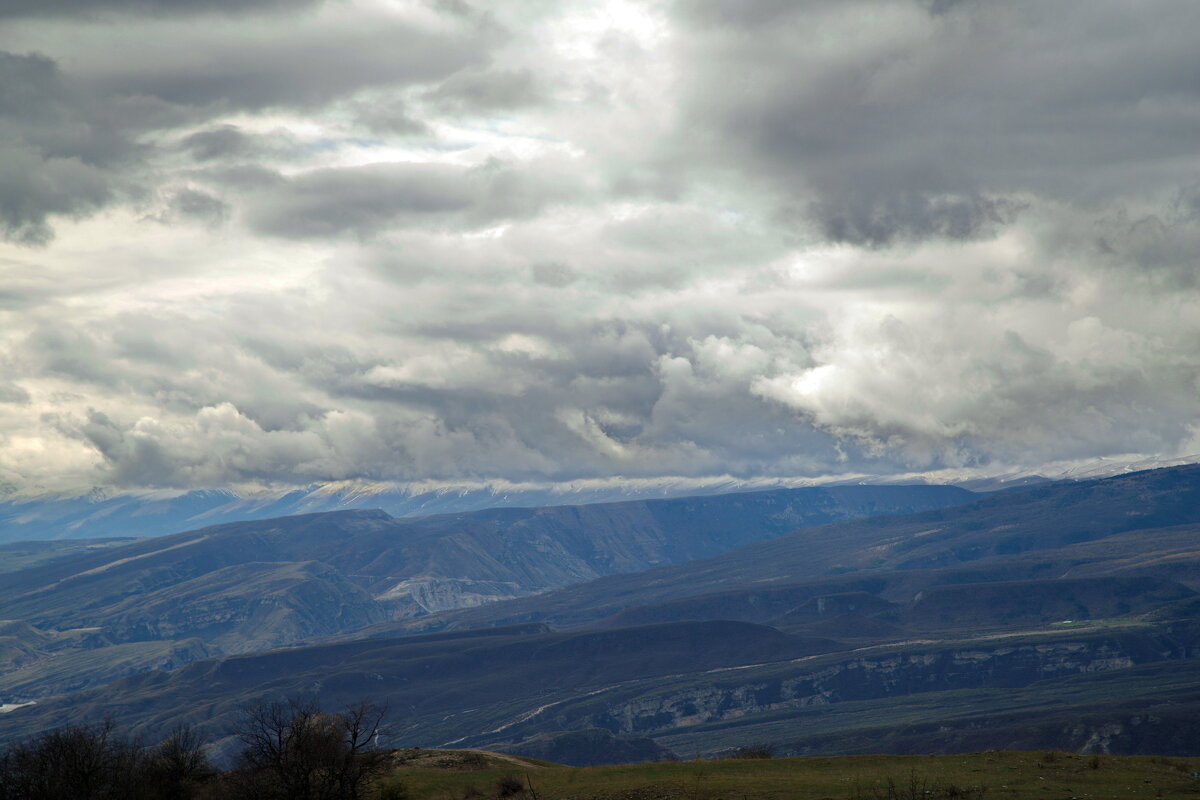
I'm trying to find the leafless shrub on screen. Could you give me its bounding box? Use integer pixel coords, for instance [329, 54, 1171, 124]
[854, 770, 988, 800]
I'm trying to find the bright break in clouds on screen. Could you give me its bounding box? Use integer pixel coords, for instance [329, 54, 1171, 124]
[2, 0, 1200, 495]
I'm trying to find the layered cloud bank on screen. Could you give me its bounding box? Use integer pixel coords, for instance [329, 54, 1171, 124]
[2, 0, 1199, 493]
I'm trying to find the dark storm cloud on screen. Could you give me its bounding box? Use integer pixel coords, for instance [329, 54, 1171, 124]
[248, 164, 476, 238]
[672, 0, 1200, 245]
[78, 410, 177, 487]
[180, 126, 259, 161]
[248, 161, 577, 238]
[21, 324, 117, 388]
[166, 188, 230, 226]
[81, 21, 484, 113]
[674, 0, 797, 27]
[0, 4, 501, 244]
[0, 383, 30, 405]
[0, 51, 134, 244]
[0, 0, 323, 18]
[923, 0, 974, 14]
[424, 68, 544, 113]
[1091, 200, 1200, 291]
[199, 164, 287, 191]
[179, 126, 302, 173]
[808, 193, 1023, 248]
[350, 101, 429, 137]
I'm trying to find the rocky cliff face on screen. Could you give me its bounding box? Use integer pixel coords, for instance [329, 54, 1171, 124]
[88, 561, 390, 653]
[375, 577, 527, 615]
[578, 638, 1165, 736]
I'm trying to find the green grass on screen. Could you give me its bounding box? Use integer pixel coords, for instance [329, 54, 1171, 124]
[376, 751, 1200, 800]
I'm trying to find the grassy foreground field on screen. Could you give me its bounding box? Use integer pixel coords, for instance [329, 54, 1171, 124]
[376, 750, 1200, 800]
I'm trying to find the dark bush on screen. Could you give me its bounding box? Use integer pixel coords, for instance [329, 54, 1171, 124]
[729, 742, 774, 759]
[495, 775, 524, 797]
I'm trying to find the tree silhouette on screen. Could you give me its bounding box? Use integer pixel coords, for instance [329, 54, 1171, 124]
[227, 696, 390, 800]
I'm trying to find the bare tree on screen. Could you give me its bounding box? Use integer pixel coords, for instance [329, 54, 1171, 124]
[142, 724, 214, 800]
[0, 719, 143, 800]
[228, 697, 390, 800]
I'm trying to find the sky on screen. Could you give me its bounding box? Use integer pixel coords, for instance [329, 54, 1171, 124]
[1, 0, 1199, 496]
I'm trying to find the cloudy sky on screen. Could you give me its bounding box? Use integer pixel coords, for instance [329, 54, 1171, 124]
[2, 0, 1199, 495]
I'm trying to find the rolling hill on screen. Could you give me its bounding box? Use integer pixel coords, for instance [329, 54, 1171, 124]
[0, 484, 969, 699]
[406, 464, 1200, 633]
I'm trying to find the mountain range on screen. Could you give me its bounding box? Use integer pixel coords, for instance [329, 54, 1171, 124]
[0, 485, 967, 701]
[3, 466, 1200, 765]
[4, 452, 1193, 544]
